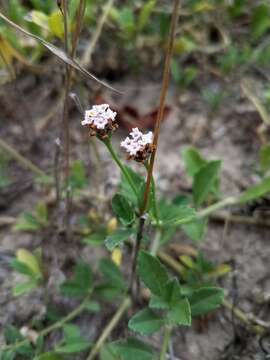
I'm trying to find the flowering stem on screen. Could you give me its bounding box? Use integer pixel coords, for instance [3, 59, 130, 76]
[103, 138, 139, 199]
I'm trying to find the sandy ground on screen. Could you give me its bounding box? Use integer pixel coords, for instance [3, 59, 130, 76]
[0, 74, 269, 359]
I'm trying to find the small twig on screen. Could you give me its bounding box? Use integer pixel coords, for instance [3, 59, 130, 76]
[81, 0, 114, 67]
[86, 297, 131, 360]
[0, 138, 46, 178]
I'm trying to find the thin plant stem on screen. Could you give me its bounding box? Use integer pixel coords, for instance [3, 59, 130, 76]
[61, 0, 86, 240]
[129, 215, 145, 294]
[159, 325, 173, 360]
[62, 0, 72, 239]
[141, 0, 180, 215]
[86, 297, 131, 360]
[150, 228, 162, 255]
[144, 161, 159, 223]
[1, 294, 91, 352]
[166, 196, 239, 227]
[103, 138, 139, 198]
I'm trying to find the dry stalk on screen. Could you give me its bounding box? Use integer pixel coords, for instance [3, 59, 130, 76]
[60, 0, 86, 240]
[129, 0, 180, 294]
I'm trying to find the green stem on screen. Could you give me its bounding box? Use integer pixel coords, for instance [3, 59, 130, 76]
[159, 325, 172, 360]
[143, 162, 159, 222]
[103, 138, 139, 198]
[1, 295, 91, 352]
[170, 196, 239, 227]
[198, 196, 238, 218]
[150, 229, 162, 255]
[86, 296, 131, 360]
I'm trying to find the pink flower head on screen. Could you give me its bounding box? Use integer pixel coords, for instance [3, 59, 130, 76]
[82, 104, 117, 138]
[121, 128, 154, 162]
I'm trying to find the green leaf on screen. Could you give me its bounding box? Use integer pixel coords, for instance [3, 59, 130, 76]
[95, 284, 123, 301]
[120, 165, 144, 206]
[14, 213, 41, 232]
[100, 344, 118, 360]
[251, 4, 270, 40]
[84, 301, 100, 313]
[149, 295, 169, 310]
[159, 200, 196, 226]
[112, 193, 135, 225]
[163, 278, 182, 306]
[82, 231, 106, 246]
[150, 278, 182, 310]
[118, 7, 135, 34]
[48, 10, 64, 38]
[193, 160, 221, 206]
[167, 298, 191, 326]
[63, 324, 81, 341]
[25, 10, 49, 31]
[61, 262, 93, 297]
[189, 287, 224, 316]
[128, 308, 164, 335]
[4, 325, 23, 344]
[138, 0, 156, 30]
[182, 218, 207, 242]
[138, 251, 169, 296]
[55, 340, 91, 354]
[36, 353, 64, 360]
[99, 258, 125, 289]
[69, 160, 87, 190]
[12, 280, 38, 296]
[238, 177, 270, 203]
[0, 350, 15, 360]
[10, 259, 37, 278]
[112, 337, 155, 360]
[105, 228, 134, 251]
[181, 146, 207, 177]
[16, 248, 42, 278]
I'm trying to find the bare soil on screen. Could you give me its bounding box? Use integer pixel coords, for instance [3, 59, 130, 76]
[0, 70, 270, 359]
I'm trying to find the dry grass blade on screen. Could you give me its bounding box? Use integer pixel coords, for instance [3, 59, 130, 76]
[0, 12, 122, 94]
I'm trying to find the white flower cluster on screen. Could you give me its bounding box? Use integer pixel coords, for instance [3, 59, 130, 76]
[82, 104, 117, 130]
[121, 128, 153, 156]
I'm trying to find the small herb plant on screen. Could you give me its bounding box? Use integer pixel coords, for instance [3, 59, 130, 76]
[2, 1, 270, 360]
